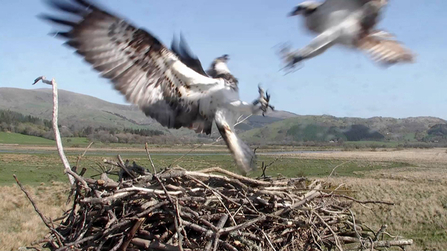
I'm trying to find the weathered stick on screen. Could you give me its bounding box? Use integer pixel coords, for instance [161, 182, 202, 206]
[329, 236, 413, 248]
[323, 194, 395, 206]
[76, 141, 94, 168]
[145, 142, 157, 174]
[196, 167, 289, 186]
[32, 76, 75, 185]
[120, 218, 146, 251]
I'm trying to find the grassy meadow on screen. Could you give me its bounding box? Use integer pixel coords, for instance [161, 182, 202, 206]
[0, 135, 446, 250]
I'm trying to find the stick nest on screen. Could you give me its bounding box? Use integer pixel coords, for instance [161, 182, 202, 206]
[37, 162, 412, 251]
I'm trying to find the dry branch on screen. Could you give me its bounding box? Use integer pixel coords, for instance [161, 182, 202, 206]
[14, 175, 65, 248]
[33, 76, 75, 185]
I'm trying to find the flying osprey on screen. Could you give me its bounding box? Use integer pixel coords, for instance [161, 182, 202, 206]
[40, 0, 272, 174]
[282, 0, 415, 67]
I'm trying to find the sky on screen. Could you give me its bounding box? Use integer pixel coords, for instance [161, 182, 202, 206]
[0, 0, 446, 119]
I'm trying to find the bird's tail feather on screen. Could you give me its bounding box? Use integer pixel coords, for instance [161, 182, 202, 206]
[358, 32, 415, 65]
[215, 110, 256, 175]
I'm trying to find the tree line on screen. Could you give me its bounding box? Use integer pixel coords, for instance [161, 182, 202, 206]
[0, 109, 204, 144]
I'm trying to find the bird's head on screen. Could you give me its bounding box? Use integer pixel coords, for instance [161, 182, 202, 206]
[216, 54, 229, 63]
[209, 54, 231, 76]
[289, 1, 321, 17]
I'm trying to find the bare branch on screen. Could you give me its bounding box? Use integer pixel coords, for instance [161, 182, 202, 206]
[32, 76, 75, 185]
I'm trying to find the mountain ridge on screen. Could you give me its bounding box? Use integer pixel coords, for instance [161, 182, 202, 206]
[1, 87, 445, 143]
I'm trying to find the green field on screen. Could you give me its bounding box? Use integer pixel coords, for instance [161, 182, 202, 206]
[0, 133, 178, 149]
[0, 132, 55, 145]
[0, 150, 411, 186]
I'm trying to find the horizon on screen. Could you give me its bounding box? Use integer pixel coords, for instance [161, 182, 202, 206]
[1, 1, 446, 119]
[2, 86, 446, 121]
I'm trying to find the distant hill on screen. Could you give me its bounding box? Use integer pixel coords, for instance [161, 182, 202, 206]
[2, 87, 445, 144]
[0, 87, 296, 138]
[240, 115, 447, 144]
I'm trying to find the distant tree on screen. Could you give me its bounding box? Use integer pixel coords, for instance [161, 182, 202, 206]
[343, 124, 384, 141]
[427, 124, 447, 136]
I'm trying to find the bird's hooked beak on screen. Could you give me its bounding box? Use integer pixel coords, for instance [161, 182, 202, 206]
[288, 6, 303, 16]
[219, 54, 230, 62]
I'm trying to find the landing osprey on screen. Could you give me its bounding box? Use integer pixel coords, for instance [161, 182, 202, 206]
[41, 0, 272, 174]
[282, 0, 415, 67]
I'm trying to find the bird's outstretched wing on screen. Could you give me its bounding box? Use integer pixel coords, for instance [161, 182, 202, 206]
[171, 34, 208, 77]
[280, 27, 340, 67]
[40, 0, 223, 134]
[357, 31, 415, 65]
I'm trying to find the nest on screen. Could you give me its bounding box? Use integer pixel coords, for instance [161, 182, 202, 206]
[21, 157, 413, 251]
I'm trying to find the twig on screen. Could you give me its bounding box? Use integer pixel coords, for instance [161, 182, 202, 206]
[328, 160, 353, 178]
[327, 236, 413, 248]
[204, 214, 228, 251]
[76, 141, 94, 168]
[119, 218, 145, 251]
[33, 76, 75, 185]
[13, 175, 64, 246]
[374, 224, 388, 241]
[153, 174, 184, 250]
[274, 183, 322, 216]
[65, 168, 90, 191]
[145, 142, 157, 174]
[117, 155, 136, 179]
[196, 167, 289, 186]
[322, 194, 395, 206]
[234, 114, 252, 127]
[218, 215, 266, 235]
[314, 211, 343, 251]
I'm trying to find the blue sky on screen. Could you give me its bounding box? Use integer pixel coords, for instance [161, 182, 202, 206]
[1, 0, 446, 119]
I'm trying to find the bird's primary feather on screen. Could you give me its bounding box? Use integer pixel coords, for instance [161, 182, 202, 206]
[170, 34, 208, 77]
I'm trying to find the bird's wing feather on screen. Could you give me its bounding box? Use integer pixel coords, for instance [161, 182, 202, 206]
[319, 0, 363, 14]
[297, 27, 342, 59]
[318, 0, 387, 25]
[215, 109, 256, 175]
[171, 34, 208, 77]
[357, 31, 415, 65]
[41, 0, 223, 133]
[322, 0, 387, 8]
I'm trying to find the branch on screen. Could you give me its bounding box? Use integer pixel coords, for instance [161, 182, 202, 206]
[328, 236, 413, 248]
[196, 167, 289, 186]
[145, 142, 157, 174]
[13, 175, 65, 246]
[323, 194, 395, 206]
[119, 218, 145, 251]
[33, 76, 75, 185]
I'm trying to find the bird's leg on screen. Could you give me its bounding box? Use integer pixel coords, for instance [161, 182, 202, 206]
[227, 87, 274, 116]
[227, 100, 259, 115]
[278, 45, 304, 71]
[252, 86, 274, 116]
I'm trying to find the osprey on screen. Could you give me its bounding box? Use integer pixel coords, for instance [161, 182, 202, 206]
[282, 0, 415, 67]
[41, 0, 272, 175]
